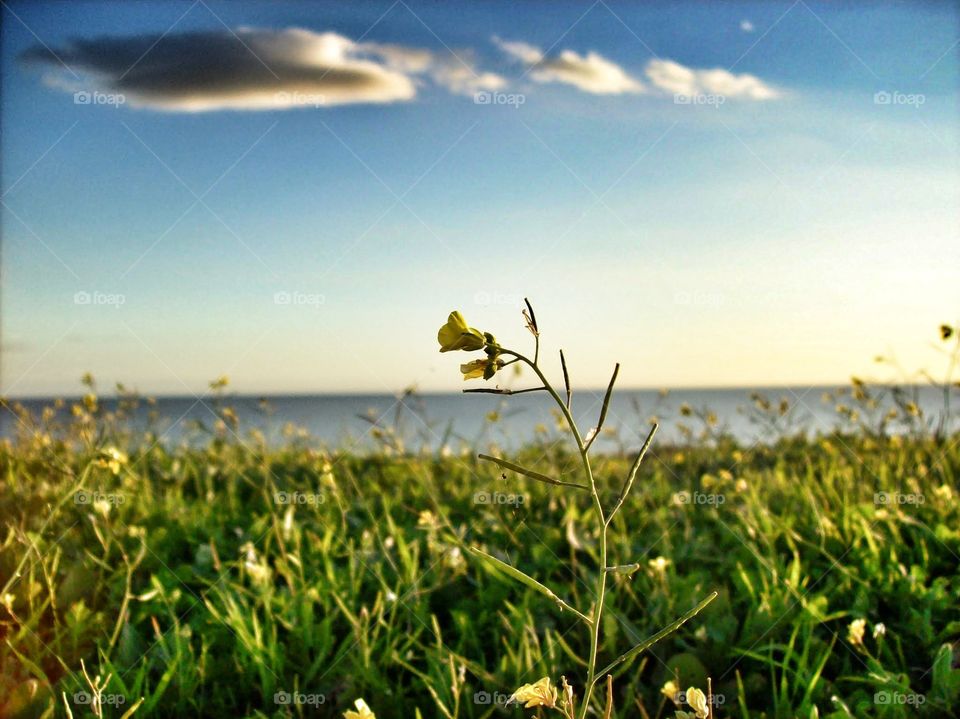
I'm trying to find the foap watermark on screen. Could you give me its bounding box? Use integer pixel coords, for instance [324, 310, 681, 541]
[74, 291, 126, 308]
[474, 90, 525, 108]
[874, 691, 925, 706]
[675, 93, 726, 108]
[474, 491, 526, 507]
[274, 690, 326, 706]
[75, 490, 125, 506]
[274, 91, 326, 108]
[673, 490, 726, 507]
[74, 90, 126, 107]
[274, 291, 325, 308]
[473, 690, 511, 706]
[674, 290, 725, 308]
[474, 290, 523, 307]
[274, 491, 326, 506]
[73, 691, 126, 707]
[873, 90, 925, 108]
[674, 690, 726, 708]
[875, 491, 924, 506]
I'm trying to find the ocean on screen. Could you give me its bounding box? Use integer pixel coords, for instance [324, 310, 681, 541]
[2, 385, 952, 450]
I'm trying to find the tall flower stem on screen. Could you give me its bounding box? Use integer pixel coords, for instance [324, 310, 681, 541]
[498, 349, 606, 718]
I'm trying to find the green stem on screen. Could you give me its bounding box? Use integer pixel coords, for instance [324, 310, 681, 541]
[499, 349, 606, 717]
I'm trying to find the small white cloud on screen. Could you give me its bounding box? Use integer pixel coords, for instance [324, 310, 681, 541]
[645, 58, 779, 99]
[493, 37, 642, 95]
[493, 37, 543, 65]
[740, 19, 755, 33]
[430, 61, 507, 95]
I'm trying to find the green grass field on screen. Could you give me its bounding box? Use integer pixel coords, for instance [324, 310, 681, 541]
[1, 388, 959, 718]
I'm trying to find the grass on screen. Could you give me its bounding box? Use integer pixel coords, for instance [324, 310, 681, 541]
[1, 385, 959, 718]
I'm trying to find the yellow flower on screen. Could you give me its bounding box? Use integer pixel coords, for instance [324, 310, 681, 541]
[343, 698, 376, 719]
[95, 447, 127, 475]
[438, 311, 486, 352]
[460, 358, 503, 381]
[511, 676, 557, 709]
[685, 686, 709, 718]
[648, 556, 671, 574]
[661, 680, 680, 704]
[847, 618, 866, 646]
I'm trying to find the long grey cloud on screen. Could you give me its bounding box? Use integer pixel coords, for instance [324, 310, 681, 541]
[21, 28, 505, 111]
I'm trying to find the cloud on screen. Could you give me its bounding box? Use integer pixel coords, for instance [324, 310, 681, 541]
[740, 19, 755, 33]
[21, 28, 505, 111]
[645, 59, 779, 99]
[494, 37, 780, 101]
[360, 42, 504, 95]
[493, 37, 643, 94]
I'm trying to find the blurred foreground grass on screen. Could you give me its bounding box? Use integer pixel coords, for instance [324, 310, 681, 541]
[1, 386, 959, 718]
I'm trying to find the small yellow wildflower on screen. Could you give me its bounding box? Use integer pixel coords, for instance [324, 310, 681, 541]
[438, 311, 486, 352]
[343, 698, 376, 719]
[417, 510, 439, 529]
[648, 556, 671, 574]
[934, 484, 954, 501]
[685, 686, 709, 718]
[460, 357, 503, 381]
[96, 447, 127, 475]
[511, 676, 557, 709]
[847, 618, 866, 647]
[873, 622, 886, 639]
[661, 679, 680, 704]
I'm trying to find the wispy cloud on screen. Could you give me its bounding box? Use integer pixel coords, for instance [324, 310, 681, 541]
[645, 58, 779, 99]
[493, 36, 643, 94]
[21, 28, 505, 111]
[494, 37, 780, 100]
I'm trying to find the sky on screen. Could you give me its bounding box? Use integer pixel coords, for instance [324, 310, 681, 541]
[1, 0, 958, 397]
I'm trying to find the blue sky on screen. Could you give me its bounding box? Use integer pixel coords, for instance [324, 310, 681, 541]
[2, 0, 958, 396]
